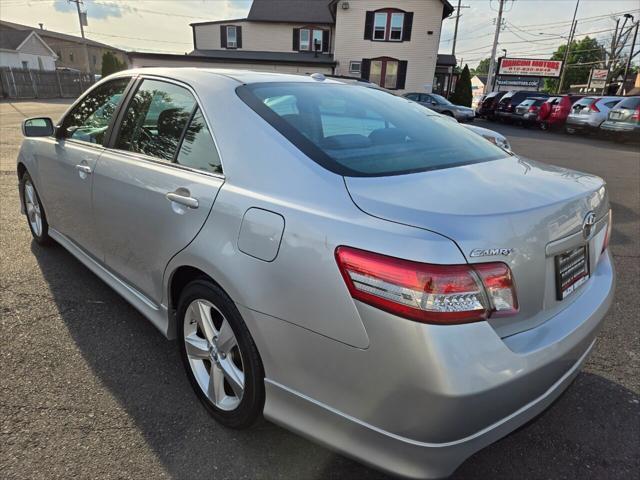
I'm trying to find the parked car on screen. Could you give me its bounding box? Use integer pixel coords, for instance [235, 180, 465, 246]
[495, 90, 550, 122]
[565, 96, 623, 134]
[438, 112, 512, 151]
[514, 97, 548, 126]
[475, 90, 506, 119]
[537, 97, 560, 130]
[599, 96, 640, 142]
[545, 95, 583, 130]
[403, 92, 475, 122]
[17, 69, 614, 480]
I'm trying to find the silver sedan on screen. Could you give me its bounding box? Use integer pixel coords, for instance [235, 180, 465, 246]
[17, 68, 615, 479]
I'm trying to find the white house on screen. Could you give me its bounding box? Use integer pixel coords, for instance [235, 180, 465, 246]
[0, 27, 57, 70]
[129, 0, 455, 94]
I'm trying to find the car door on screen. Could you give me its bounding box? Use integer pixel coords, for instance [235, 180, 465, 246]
[92, 77, 224, 304]
[35, 77, 132, 258]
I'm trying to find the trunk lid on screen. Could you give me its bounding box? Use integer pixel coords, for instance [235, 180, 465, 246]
[344, 156, 609, 337]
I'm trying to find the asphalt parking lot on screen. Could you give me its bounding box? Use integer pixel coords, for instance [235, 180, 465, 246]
[1, 100, 639, 480]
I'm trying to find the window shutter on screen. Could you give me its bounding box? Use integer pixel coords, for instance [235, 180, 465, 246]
[364, 11, 374, 40]
[237, 26, 242, 48]
[322, 30, 329, 52]
[403, 13, 414, 41]
[220, 25, 228, 48]
[361, 58, 371, 80]
[397, 61, 408, 89]
[293, 28, 300, 51]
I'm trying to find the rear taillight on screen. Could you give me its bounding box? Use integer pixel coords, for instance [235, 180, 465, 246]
[528, 105, 539, 112]
[601, 210, 612, 254]
[589, 100, 600, 113]
[335, 246, 518, 325]
[632, 106, 640, 122]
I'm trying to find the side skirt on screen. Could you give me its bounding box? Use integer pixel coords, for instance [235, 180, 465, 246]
[49, 228, 171, 338]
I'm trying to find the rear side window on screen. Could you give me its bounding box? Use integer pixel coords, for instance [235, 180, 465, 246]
[604, 100, 621, 108]
[176, 108, 222, 174]
[572, 97, 595, 112]
[116, 79, 196, 161]
[617, 97, 640, 109]
[237, 83, 509, 177]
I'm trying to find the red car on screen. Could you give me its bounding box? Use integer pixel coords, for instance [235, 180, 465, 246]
[537, 97, 559, 129]
[545, 95, 583, 130]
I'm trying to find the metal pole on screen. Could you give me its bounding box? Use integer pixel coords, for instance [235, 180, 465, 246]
[452, 0, 462, 56]
[484, 0, 505, 94]
[618, 21, 638, 95]
[70, 0, 91, 75]
[557, 0, 580, 94]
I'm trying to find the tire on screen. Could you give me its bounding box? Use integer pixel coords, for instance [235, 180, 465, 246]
[539, 122, 549, 131]
[565, 126, 576, 135]
[177, 279, 264, 429]
[20, 171, 52, 245]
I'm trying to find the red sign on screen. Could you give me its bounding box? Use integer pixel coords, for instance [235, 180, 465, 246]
[499, 58, 563, 78]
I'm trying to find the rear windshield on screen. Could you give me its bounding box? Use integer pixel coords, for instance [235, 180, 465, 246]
[572, 97, 596, 112]
[617, 97, 640, 109]
[237, 83, 509, 177]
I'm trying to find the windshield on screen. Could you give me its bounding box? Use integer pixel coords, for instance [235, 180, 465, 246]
[237, 83, 509, 177]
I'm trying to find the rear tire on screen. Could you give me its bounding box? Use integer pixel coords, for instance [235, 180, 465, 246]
[565, 126, 576, 135]
[20, 171, 52, 246]
[177, 279, 265, 429]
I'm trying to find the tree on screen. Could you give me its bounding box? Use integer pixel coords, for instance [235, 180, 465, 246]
[101, 51, 127, 77]
[471, 57, 491, 76]
[543, 36, 604, 93]
[450, 64, 472, 107]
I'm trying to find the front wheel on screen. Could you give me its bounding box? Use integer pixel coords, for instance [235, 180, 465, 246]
[20, 172, 51, 245]
[177, 280, 265, 429]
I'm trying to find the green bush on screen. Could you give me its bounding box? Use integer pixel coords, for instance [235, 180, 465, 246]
[101, 51, 127, 77]
[450, 64, 472, 107]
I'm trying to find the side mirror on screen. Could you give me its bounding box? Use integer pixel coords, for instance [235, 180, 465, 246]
[22, 117, 55, 137]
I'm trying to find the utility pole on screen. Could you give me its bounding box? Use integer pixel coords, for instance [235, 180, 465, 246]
[484, 0, 505, 94]
[68, 0, 91, 75]
[556, 0, 580, 94]
[618, 20, 639, 95]
[451, 0, 470, 57]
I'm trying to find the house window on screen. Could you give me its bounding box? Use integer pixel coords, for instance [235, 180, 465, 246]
[373, 12, 387, 40]
[227, 26, 237, 48]
[349, 61, 361, 74]
[22, 61, 29, 70]
[297, 28, 326, 52]
[312, 29, 323, 51]
[92, 55, 97, 65]
[365, 58, 404, 89]
[70, 52, 74, 62]
[300, 29, 310, 50]
[38, 57, 44, 70]
[365, 9, 412, 42]
[390, 13, 404, 41]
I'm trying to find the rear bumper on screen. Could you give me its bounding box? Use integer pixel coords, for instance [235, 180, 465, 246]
[600, 121, 640, 134]
[566, 116, 599, 131]
[454, 111, 475, 122]
[246, 251, 615, 479]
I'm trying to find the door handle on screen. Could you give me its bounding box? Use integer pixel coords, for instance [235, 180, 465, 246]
[166, 190, 199, 209]
[75, 164, 92, 174]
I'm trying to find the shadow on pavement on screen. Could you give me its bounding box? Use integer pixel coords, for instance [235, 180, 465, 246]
[31, 240, 639, 480]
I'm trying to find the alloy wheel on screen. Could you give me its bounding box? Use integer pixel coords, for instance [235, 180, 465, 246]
[24, 179, 43, 237]
[183, 299, 245, 411]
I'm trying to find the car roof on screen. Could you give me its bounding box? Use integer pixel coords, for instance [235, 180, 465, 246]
[111, 67, 344, 86]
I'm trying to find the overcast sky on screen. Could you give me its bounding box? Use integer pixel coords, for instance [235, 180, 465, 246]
[2, 0, 639, 67]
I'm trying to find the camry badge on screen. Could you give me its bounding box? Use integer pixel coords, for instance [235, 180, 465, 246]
[582, 211, 597, 239]
[470, 248, 513, 258]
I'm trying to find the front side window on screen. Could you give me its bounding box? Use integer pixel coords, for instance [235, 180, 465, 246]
[227, 26, 237, 48]
[373, 12, 387, 40]
[176, 108, 222, 174]
[115, 79, 196, 161]
[238, 83, 509, 177]
[62, 77, 130, 145]
[390, 12, 404, 40]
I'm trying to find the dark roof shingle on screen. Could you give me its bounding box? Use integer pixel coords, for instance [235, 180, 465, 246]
[247, 0, 334, 24]
[0, 26, 34, 50]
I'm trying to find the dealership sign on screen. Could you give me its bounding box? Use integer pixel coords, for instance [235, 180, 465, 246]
[588, 68, 609, 89]
[499, 58, 563, 77]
